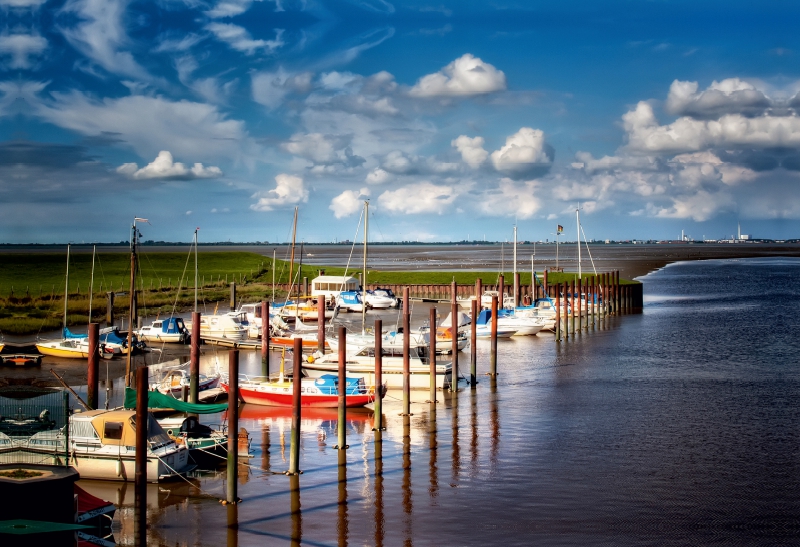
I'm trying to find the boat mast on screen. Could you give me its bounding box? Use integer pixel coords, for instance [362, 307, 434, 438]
[513, 225, 517, 308]
[362, 200, 368, 335]
[194, 228, 198, 313]
[63, 243, 70, 334]
[577, 205, 582, 280]
[88, 244, 95, 324]
[126, 217, 147, 388]
[288, 207, 298, 301]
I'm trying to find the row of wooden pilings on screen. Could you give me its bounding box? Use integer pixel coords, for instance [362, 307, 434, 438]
[81, 271, 636, 542]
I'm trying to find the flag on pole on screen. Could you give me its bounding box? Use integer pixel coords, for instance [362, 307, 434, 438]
[557, 225, 563, 233]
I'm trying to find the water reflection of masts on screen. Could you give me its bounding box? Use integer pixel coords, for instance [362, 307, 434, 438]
[337, 449, 348, 547]
[261, 423, 270, 473]
[374, 430, 385, 547]
[226, 504, 238, 547]
[428, 403, 438, 501]
[402, 414, 413, 546]
[489, 381, 499, 471]
[448, 389, 460, 484]
[470, 388, 479, 479]
[290, 474, 302, 546]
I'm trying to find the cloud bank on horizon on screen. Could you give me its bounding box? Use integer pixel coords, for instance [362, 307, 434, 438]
[1, 0, 799, 243]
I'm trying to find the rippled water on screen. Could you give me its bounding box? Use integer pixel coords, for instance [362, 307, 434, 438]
[90, 257, 800, 546]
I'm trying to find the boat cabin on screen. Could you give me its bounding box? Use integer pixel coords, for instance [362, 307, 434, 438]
[311, 275, 360, 299]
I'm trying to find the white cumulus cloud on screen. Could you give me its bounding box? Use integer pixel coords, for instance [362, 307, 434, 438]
[490, 127, 551, 173]
[377, 182, 457, 214]
[116, 151, 222, 180]
[329, 188, 370, 218]
[250, 174, 308, 211]
[409, 54, 506, 98]
[366, 168, 391, 184]
[665, 78, 771, 119]
[452, 135, 488, 168]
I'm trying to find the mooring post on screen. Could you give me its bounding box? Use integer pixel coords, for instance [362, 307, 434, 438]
[288, 338, 302, 475]
[135, 365, 148, 534]
[470, 298, 477, 387]
[555, 283, 562, 342]
[514, 273, 521, 308]
[429, 307, 437, 402]
[106, 291, 115, 327]
[374, 319, 384, 430]
[498, 274, 505, 310]
[570, 280, 575, 336]
[303, 276, 308, 297]
[490, 295, 498, 376]
[577, 278, 583, 331]
[317, 298, 326, 353]
[543, 270, 548, 296]
[615, 271, 620, 314]
[476, 278, 483, 306]
[450, 281, 458, 392]
[227, 350, 239, 504]
[261, 301, 269, 377]
[230, 282, 236, 312]
[190, 311, 200, 404]
[335, 327, 348, 450]
[402, 287, 411, 416]
[87, 322, 99, 410]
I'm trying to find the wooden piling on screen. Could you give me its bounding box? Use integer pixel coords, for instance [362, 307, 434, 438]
[135, 366, 148, 517]
[490, 295, 498, 376]
[402, 287, 411, 416]
[577, 278, 583, 331]
[470, 299, 477, 387]
[288, 338, 302, 475]
[317, 298, 326, 354]
[450, 281, 458, 392]
[570, 280, 575, 336]
[106, 291, 115, 327]
[615, 271, 620, 314]
[429, 308, 437, 403]
[227, 350, 239, 503]
[230, 282, 236, 312]
[190, 311, 200, 403]
[335, 327, 348, 450]
[475, 278, 483, 305]
[374, 319, 384, 430]
[514, 273, 521, 308]
[87, 323, 99, 410]
[498, 274, 505, 310]
[261, 301, 269, 377]
[555, 283, 561, 342]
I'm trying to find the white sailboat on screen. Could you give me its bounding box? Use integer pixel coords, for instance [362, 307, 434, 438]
[36, 245, 89, 359]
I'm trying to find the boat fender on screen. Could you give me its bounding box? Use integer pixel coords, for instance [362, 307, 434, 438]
[116, 459, 122, 477]
[307, 355, 315, 363]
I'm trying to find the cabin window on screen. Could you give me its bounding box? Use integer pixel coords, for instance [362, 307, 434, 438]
[104, 421, 124, 440]
[153, 321, 161, 328]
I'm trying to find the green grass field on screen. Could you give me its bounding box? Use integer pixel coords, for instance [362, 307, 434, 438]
[0, 250, 636, 335]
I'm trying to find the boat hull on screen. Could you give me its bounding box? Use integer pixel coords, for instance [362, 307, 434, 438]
[302, 363, 453, 390]
[22, 446, 192, 482]
[221, 381, 374, 408]
[35, 342, 89, 358]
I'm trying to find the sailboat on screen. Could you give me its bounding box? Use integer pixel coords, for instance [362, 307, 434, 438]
[36, 245, 91, 359]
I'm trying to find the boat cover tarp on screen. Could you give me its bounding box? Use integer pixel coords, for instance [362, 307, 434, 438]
[124, 387, 228, 414]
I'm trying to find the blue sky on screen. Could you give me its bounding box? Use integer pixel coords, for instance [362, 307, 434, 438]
[1, 0, 799, 243]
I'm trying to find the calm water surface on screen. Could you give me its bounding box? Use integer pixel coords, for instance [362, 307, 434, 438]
[93, 257, 799, 546]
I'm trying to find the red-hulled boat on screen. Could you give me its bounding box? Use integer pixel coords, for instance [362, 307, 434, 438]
[221, 374, 377, 408]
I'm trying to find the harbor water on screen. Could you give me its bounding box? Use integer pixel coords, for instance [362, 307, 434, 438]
[90, 257, 798, 545]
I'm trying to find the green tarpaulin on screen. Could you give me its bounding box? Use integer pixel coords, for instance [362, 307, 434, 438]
[124, 387, 228, 414]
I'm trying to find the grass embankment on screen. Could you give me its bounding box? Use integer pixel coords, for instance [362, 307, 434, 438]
[0, 251, 637, 335]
